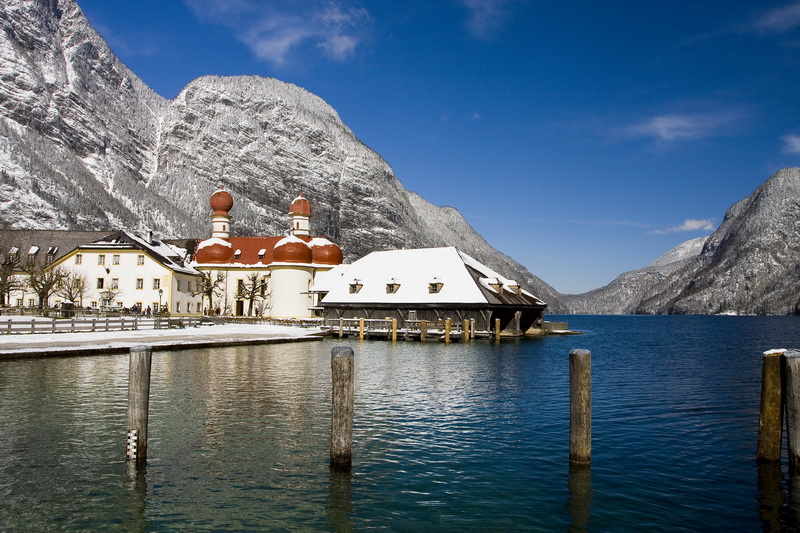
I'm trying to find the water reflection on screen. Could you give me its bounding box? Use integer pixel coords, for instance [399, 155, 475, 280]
[568, 465, 592, 532]
[328, 468, 354, 532]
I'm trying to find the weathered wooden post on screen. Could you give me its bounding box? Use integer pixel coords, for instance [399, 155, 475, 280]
[569, 349, 591, 466]
[391, 318, 398, 342]
[462, 319, 470, 342]
[126, 345, 152, 464]
[444, 318, 451, 343]
[358, 318, 365, 340]
[339, 318, 344, 339]
[784, 350, 800, 475]
[494, 318, 501, 340]
[420, 320, 427, 342]
[331, 346, 354, 471]
[758, 349, 785, 462]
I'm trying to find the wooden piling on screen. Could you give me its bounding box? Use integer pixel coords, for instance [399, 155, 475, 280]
[339, 318, 344, 339]
[420, 320, 427, 342]
[358, 318, 365, 340]
[757, 349, 785, 463]
[391, 318, 398, 342]
[126, 345, 152, 463]
[463, 319, 470, 342]
[569, 349, 591, 466]
[444, 318, 451, 343]
[331, 346, 354, 471]
[494, 318, 501, 340]
[784, 350, 800, 475]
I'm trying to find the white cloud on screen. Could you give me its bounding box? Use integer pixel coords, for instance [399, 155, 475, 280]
[652, 219, 714, 235]
[184, 0, 370, 65]
[782, 134, 800, 154]
[621, 111, 743, 143]
[754, 2, 800, 33]
[461, 0, 517, 39]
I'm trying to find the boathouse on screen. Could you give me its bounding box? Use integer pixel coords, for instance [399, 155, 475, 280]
[314, 247, 547, 336]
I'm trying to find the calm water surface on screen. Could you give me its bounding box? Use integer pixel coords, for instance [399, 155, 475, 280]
[2, 315, 800, 531]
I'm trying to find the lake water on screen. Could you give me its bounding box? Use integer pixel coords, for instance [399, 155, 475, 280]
[2, 315, 800, 531]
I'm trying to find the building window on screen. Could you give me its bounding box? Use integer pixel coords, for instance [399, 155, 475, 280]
[75, 254, 82, 265]
[234, 249, 241, 260]
[97, 278, 104, 289]
[91, 301, 98, 308]
[386, 280, 401, 294]
[111, 278, 119, 289]
[137, 255, 145, 265]
[258, 249, 266, 260]
[153, 279, 160, 290]
[136, 278, 144, 290]
[176, 302, 181, 313]
[46, 247, 58, 264]
[112, 254, 120, 265]
[429, 282, 444, 294]
[237, 279, 245, 292]
[408, 310, 417, 321]
[98, 254, 105, 265]
[16, 298, 22, 307]
[349, 281, 363, 294]
[28, 298, 35, 307]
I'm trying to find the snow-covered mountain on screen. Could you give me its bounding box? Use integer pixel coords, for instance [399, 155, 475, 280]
[563, 168, 800, 315]
[0, 0, 565, 310]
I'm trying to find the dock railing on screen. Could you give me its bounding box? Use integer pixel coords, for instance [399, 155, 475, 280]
[0, 316, 202, 335]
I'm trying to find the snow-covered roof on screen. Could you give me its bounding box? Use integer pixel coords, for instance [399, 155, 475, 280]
[316, 247, 546, 307]
[81, 231, 201, 276]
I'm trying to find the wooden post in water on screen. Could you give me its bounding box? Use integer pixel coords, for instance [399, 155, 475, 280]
[444, 318, 451, 343]
[494, 318, 501, 340]
[463, 319, 470, 342]
[339, 318, 344, 338]
[331, 346, 354, 471]
[785, 350, 800, 475]
[420, 320, 427, 342]
[358, 318, 365, 340]
[758, 349, 785, 462]
[391, 319, 398, 342]
[569, 349, 592, 466]
[127, 345, 152, 463]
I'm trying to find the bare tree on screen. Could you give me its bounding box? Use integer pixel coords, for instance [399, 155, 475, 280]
[191, 271, 225, 313]
[57, 269, 88, 306]
[0, 247, 22, 307]
[26, 264, 65, 308]
[236, 272, 267, 316]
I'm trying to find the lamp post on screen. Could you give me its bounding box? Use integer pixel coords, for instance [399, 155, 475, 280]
[158, 288, 163, 315]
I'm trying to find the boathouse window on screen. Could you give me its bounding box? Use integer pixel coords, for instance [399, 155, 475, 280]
[428, 282, 443, 294]
[349, 281, 363, 294]
[408, 310, 418, 321]
[386, 281, 401, 294]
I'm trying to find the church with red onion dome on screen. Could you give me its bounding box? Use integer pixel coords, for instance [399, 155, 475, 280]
[192, 190, 343, 318]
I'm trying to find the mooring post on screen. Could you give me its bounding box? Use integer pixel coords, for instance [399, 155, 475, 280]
[339, 318, 344, 339]
[444, 318, 451, 343]
[358, 318, 365, 340]
[391, 318, 398, 342]
[462, 319, 470, 342]
[420, 320, 427, 342]
[784, 350, 800, 475]
[494, 318, 501, 340]
[569, 349, 592, 466]
[331, 346, 354, 471]
[758, 349, 785, 462]
[127, 345, 153, 463]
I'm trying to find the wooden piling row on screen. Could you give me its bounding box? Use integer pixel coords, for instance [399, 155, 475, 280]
[757, 348, 800, 475]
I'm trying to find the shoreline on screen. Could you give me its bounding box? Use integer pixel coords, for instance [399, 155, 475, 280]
[0, 323, 327, 360]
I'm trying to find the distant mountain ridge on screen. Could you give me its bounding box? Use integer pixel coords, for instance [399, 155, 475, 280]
[0, 0, 565, 310]
[564, 168, 800, 315]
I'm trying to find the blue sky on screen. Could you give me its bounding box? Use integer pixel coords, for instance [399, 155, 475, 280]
[78, 0, 800, 294]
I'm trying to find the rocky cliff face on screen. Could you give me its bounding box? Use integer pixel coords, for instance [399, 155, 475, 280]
[564, 168, 800, 315]
[0, 0, 565, 310]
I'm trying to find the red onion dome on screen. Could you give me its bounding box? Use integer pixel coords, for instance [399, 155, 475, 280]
[210, 189, 234, 214]
[309, 238, 343, 265]
[195, 238, 234, 263]
[273, 235, 312, 263]
[289, 194, 312, 216]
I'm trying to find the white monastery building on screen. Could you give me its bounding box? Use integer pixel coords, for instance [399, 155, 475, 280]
[191, 190, 343, 318]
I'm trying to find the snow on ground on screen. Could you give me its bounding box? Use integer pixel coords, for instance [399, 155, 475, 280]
[0, 322, 325, 356]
